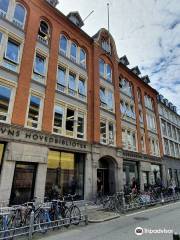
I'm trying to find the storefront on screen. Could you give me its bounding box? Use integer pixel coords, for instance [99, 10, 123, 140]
[123, 161, 139, 191]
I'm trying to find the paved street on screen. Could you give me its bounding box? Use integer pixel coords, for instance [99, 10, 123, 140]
[39, 201, 180, 240]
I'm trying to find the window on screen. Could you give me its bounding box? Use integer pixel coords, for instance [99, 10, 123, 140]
[53, 105, 64, 134]
[120, 100, 126, 115]
[66, 108, 75, 136]
[107, 90, 113, 111]
[167, 123, 172, 138]
[119, 78, 133, 97]
[139, 110, 143, 123]
[70, 42, 77, 62]
[99, 59, 105, 77]
[57, 67, 66, 89]
[164, 139, 169, 155]
[170, 141, 175, 157]
[141, 136, 145, 152]
[59, 35, 68, 56]
[122, 128, 137, 151]
[172, 126, 177, 140]
[13, 3, 26, 28]
[161, 119, 167, 136]
[45, 151, 85, 200]
[34, 54, 46, 76]
[68, 73, 76, 96]
[137, 89, 142, 104]
[174, 143, 179, 158]
[0, 0, 9, 15]
[77, 113, 84, 139]
[27, 95, 41, 129]
[80, 49, 86, 68]
[100, 121, 106, 144]
[78, 78, 86, 97]
[130, 105, 136, 119]
[38, 21, 49, 44]
[109, 122, 115, 145]
[100, 87, 106, 105]
[0, 85, 11, 122]
[106, 64, 112, 82]
[5, 39, 20, 64]
[101, 40, 111, 54]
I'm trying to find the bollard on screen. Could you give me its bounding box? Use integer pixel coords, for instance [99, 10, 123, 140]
[28, 211, 35, 240]
[84, 204, 88, 225]
[161, 192, 164, 205]
[173, 233, 180, 240]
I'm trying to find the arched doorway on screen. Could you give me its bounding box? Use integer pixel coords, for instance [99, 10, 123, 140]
[97, 156, 116, 195]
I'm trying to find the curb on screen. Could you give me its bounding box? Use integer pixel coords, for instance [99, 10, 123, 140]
[88, 214, 120, 223]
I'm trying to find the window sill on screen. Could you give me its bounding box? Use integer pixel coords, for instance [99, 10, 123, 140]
[1, 59, 19, 73]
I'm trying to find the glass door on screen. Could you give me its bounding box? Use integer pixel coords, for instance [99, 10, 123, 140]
[10, 162, 37, 205]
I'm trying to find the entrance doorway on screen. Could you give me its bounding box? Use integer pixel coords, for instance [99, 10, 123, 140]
[10, 162, 37, 205]
[97, 157, 116, 196]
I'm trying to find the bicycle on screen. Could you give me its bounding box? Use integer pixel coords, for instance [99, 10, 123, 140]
[66, 194, 81, 225]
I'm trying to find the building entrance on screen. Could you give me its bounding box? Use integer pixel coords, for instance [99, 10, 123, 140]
[97, 157, 116, 196]
[10, 162, 37, 205]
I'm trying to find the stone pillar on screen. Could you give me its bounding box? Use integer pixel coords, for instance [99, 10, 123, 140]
[161, 163, 167, 187]
[116, 162, 123, 192]
[34, 163, 47, 202]
[0, 155, 15, 204]
[84, 153, 93, 201]
[138, 163, 144, 191]
[92, 153, 99, 200]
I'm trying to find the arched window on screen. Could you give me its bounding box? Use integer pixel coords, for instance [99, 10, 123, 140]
[0, 0, 9, 15]
[59, 35, 68, 56]
[80, 48, 86, 68]
[13, 3, 26, 29]
[106, 64, 112, 82]
[99, 58, 105, 77]
[38, 20, 49, 44]
[70, 42, 77, 62]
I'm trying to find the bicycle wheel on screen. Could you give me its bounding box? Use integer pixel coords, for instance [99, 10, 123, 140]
[70, 206, 81, 225]
[62, 206, 70, 228]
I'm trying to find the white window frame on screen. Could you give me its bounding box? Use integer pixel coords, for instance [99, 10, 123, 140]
[12, 2, 27, 29]
[26, 92, 43, 130]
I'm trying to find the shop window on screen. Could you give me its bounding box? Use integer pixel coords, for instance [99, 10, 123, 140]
[27, 95, 41, 129]
[38, 21, 49, 44]
[77, 113, 84, 139]
[53, 105, 64, 134]
[70, 42, 77, 62]
[68, 72, 76, 96]
[99, 59, 105, 77]
[59, 35, 68, 56]
[34, 53, 46, 77]
[66, 108, 75, 136]
[100, 121, 106, 144]
[0, 85, 11, 122]
[0, 0, 9, 16]
[10, 163, 37, 205]
[78, 78, 86, 99]
[13, 3, 26, 29]
[4, 39, 20, 64]
[79, 48, 86, 68]
[57, 66, 66, 92]
[106, 64, 112, 82]
[45, 151, 85, 200]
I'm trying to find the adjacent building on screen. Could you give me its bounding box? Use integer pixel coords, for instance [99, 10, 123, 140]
[158, 95, 180, 187]
[0, 0, 178, 205]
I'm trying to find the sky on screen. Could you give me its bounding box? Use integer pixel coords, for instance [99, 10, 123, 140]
[57, 0, 180, 114]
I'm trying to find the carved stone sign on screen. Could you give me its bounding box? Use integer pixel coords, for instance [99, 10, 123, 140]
[0, 124, 88, 151]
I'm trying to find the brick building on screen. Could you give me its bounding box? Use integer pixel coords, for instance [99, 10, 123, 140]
[0, 0, 174, 205]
